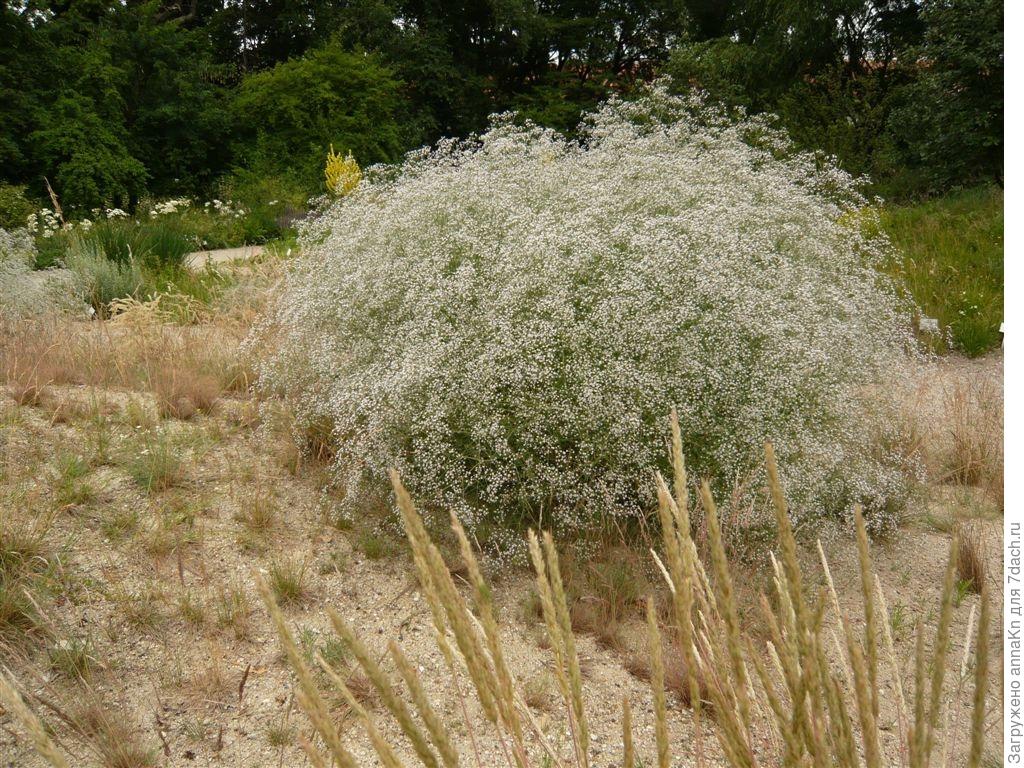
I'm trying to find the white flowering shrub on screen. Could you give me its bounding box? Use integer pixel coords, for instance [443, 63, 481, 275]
[0, 228, 82, 320]
[255, 86, 920, 544]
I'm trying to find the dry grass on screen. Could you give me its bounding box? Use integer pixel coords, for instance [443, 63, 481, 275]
[186, 641, 233, 702]
[46, 635, 99, 681]
[523, 673, 556, 713]
[956, 522, 988, 595]
[1, 341, 60, 406]
[943, 376, 1003, 506]
[563, 545, 647, 653]
[214, 580, 252, 640]
[0, 317, 249, 414]
[234, 482, 278, 536]
[625, 639, 712, 713]
[38, 391, 97, 424]
[0, 512, 53, 643]
[70, 697, 157, 768]
[0, 674, 70, 768]
[109, 582, 165, 631]
[149, 362, 222, 419]
[342, 670, 379, 711]
[177, 590, 208, 629]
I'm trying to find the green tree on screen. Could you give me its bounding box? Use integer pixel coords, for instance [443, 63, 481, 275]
[666, 0, 928, 186]
[232, 43, 408, 189]
[115, 3, 234, 197]
[0, 4, 42, 183]
[25, 1, 149, 210]
[2, 0, 231, 209]
[888, 0, 1003, 191]
[31, 93, 148, 210]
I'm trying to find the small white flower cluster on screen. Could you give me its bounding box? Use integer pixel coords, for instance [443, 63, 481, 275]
[149, 198, 191, 216]
[255, 85, 921, 547]
[25, 208, 62, 237]
[203, 199, 247, 218]
[26, 207, 129, 238]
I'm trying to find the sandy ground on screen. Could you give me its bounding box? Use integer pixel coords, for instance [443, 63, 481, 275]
[0, 331, 1004, 767]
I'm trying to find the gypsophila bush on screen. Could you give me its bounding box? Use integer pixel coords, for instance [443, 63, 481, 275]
[254, 85, 921, 549]
[0, 228, 81, 320]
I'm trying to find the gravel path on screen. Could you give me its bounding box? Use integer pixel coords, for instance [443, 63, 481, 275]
[186, 245, 264, 270]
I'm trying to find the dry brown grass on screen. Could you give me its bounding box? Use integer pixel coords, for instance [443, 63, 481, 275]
[625, 638, 713, 713]
[71, 697, 157, 768]
[955, 522, 988, 595]
[37, 390, 114, 425]
[943, 376, 1003, 506]
[523, 673, 556, 713]
[342, 670, 379, 711]
[1, 337, 63, 406]
[0, 318, 249, 417]
[0, 511, 53, 644]
[186, 641, 234, 702]
[563, 545, 647, 653]
[214, 580, 252, 640]
[149, 362, 222, 419]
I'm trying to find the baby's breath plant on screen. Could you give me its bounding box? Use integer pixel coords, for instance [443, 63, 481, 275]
[0, 228, 81, 320]
[255, 85, 920, 546]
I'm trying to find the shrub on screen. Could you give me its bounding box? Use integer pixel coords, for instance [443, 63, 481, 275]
[0, 184, 35, 230]
[232, 43, 408, 192]
[0, 228, 81, 321]
[214, 172, 310, 244]
[63, 237, 144, 315]
[255, 85, 920, 542]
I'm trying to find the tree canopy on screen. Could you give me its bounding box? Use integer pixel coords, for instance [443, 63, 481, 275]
[0, 0, 1003, 210]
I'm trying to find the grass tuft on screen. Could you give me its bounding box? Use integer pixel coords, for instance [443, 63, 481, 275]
[126, 432, 184, 493]
[71, 697, 157, 768]
[267, 558, 309, 606]
[943, 375, 1003, 506]
[955, 522, 988, 595]
[0, 513, 53, 642]
[150, 361, 221, 420]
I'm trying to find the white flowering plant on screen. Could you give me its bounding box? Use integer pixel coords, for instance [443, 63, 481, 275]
[0, 228, 82, 320]
[254, 85, 921, 548]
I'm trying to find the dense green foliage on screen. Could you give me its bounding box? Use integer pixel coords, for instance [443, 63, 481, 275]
[0, 0, 1003, 211]
[881, 186, 1003, 356]
[233, 44, 408, 190]
[0, 184, 34, 230]
[887, 0, 1004, 191]
[666, 0, 1002, 196]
